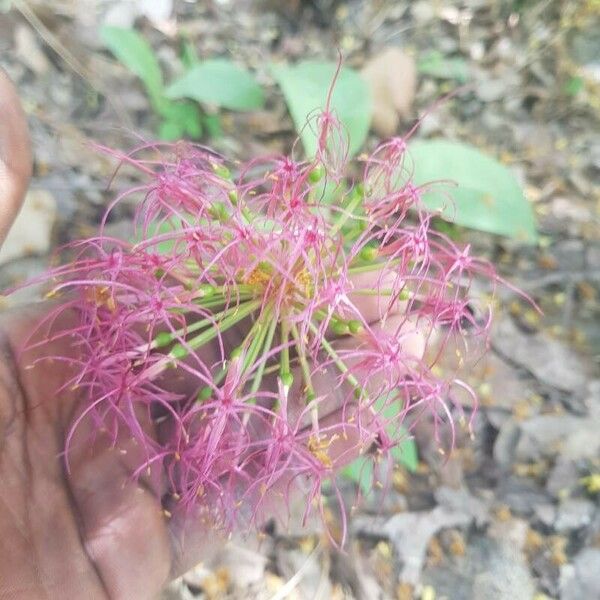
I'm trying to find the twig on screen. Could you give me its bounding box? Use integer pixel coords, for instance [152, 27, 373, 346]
[12, 0, 131, 127]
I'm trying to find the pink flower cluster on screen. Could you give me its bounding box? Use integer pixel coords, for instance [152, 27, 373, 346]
[27, 109, 500, 538]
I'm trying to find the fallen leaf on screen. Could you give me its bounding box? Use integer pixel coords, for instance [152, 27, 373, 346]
[361, 47, 416, 138]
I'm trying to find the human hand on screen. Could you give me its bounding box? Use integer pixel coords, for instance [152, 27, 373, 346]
[0, 69, 229, 599]
[0, 70, 424, 599]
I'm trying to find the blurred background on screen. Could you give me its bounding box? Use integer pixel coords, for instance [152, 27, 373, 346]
[0, 1, 599, 598]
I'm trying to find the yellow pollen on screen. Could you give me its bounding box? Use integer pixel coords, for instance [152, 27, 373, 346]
[296, 268, 313, 298]
[245, 266, 272, 287]
[45, 288, 60, 300]
[308, 435, 333, 468]
[85, 285, 117, 312]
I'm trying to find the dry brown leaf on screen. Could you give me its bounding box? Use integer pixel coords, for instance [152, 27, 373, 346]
[361, 47, 416, 138]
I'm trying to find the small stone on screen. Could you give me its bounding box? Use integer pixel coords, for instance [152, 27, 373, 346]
[0, 189, 56, 265]
[476, 78, 507, 103]
[534, 503, 557, 528]
[493, 420, 520, 468]
[352, 506, 472, 584]
[560, 548, 600, 600]
[562, 428, 600, 461]
[411, 1, 436, 22]
[546, 459, 580, 499]
[586, 245, 600, 270]
[493, 318, 589, 393]
[550, 240, 585, 272]
[434, 486, 490, 526]
[554, 498, 596, 533]
[181, 563, 213, 590]
[496, 476, 549, 516]
[516, 414, 582, 461]
[276, 548, 331, 599]
[160, 578, 196, 600]
[472, 526, 535, 600]
[198, 544, 268, 590]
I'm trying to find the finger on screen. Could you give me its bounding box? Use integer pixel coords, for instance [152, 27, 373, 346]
[348, 268, 408, 324]
[333, 313, 425, 393]
[0, 68, 32, 245]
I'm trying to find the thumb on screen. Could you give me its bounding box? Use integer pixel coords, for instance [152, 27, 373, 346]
[0, 68, 32, 245]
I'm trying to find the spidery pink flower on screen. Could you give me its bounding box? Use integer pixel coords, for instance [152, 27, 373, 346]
[13, 95, 521, 541]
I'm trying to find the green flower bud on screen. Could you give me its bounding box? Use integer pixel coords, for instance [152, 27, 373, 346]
[280, 371, 294, 388]
[170, 344, 188, 360]
[348, 319, 363, 334]
[199, 283, 215, 298]
[212, 163, 231, 180]
[197, 386, 213, 401]
[331, 320, 349, 336]
[308, 165, 325, 183]
[154, 331, 173, 348]
[359, 246, 378, 262]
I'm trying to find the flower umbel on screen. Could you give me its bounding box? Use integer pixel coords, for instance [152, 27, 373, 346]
[22, 109, 507, 541]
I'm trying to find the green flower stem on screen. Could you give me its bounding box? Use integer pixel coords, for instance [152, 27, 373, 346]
[329, 189, 364, 237]
[290, 323, 315, 400]
[143, 301, 253, 352]
[351, 288, 410, 299]
[193, 293, 254, 310]
[242, 310, 272, 375]
[249, 315, 278, 394]
[168, 299, 261, 359]
[280, 319, 291, 378]
[308, 321, 361, 391]
[347, 258, 401, 275]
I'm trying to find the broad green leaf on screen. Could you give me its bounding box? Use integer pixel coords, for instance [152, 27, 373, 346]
[158, 119, 184, 141]
[409, 139, 538, 243]
[180, 38, 200, 69]
[159, 102, 202, 139]
[341, 393, 419, 493]
[166, 59, 264, 111]
[374, 395, 419, 472]
[341, 457, 373, 496]
[100, 26, 164, 110]
[202, 113, 223, 138]
[271, 61, 371, 157]
[418, 50, 470, 83]
[341, 436, 417, 494]
[391, 438, 418, 472]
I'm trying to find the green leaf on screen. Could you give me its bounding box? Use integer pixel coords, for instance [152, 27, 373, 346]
[341, 393, 419, 493]
[418, 50, 470, 83]
[180, 38, 200, 69]
[341, 435, 417, 494]
[271, 61, 372, 157]
[100, 26, 165, 110]
[391, 438, 418, 472]
[341, 457, 373, 496]
[374, 395, 419, 473]
[159, 102, 202, 139]
[158, 119, 184, 141]
[409, 139, 538, 243]
[166, 59, 264, 111]
[564, 75, 584, 97]
[202, 113, 223, 138]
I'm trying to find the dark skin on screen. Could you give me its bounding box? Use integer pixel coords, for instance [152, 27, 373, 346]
[0, 70, 415, 599]
[0, 69, 184, 599]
